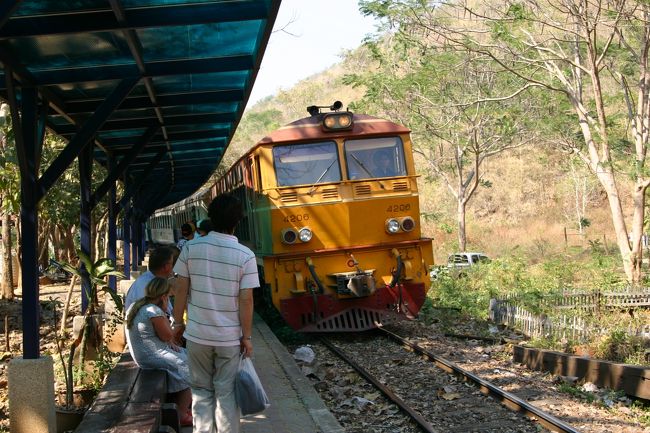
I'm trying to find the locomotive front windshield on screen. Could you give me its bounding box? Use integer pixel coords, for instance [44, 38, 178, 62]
[273, 141, 341, 187]
[345, 137, 407, 180]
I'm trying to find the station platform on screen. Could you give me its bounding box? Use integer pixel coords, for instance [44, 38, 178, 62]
[181, 314, 344, 433]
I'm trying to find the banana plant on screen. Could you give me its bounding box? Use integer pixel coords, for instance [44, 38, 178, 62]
[60, 251, 124, 403]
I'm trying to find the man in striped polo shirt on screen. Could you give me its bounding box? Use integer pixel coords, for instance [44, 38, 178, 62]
[172, 193, 259, 433]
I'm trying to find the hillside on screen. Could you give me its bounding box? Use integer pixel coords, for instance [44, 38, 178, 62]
[222, 47, 626, 270]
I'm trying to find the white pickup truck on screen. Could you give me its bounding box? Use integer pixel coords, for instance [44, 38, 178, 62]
[430, 252, 490, 279]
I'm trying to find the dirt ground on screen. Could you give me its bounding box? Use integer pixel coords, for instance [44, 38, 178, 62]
[0, 281, 84, 432]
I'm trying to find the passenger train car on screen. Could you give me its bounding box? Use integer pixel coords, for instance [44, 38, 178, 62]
[148, 102, 434, 332]
[146, 191, 209, 246]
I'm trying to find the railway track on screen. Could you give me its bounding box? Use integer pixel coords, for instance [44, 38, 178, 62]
[319, 329, 581, 433]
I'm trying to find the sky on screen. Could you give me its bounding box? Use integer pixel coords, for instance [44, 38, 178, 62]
[246, 0, 378, 108]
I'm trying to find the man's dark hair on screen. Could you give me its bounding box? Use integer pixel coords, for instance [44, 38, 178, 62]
[181, 223, 193, 237]
[148, 246, 174, 272]
[208, 193, 243, 233]
[197, 218, 212, 233]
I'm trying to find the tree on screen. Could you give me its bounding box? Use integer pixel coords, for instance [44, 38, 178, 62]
[360, 0, 650, 283]
[39, 136, 83, 263]
[348, 6, 535, 250]
[561, 156, 599, 234]
[0, 104, 18, 298]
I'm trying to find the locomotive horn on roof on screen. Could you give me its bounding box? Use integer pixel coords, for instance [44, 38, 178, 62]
[307, 100, 344, 116]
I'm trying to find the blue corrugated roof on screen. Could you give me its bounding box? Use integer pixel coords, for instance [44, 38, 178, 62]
[0, 0, 280, 213]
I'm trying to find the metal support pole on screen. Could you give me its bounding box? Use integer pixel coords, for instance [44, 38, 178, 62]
[79, 143, 93, 312]
[131, 215, 138, 271]
[108, 157, 117, 292]
[7, 82, 44, 359]
[123, 204, 131, 279]
[140, 222, 147, 259]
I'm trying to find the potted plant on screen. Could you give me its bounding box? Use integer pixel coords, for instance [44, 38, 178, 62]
[54, 252, 124, 431]
[50, 296, 85, 432]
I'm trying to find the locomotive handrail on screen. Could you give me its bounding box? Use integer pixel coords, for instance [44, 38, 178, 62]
[305, 257, 327, 323]
[305, 257, 327, 294]
[389, 248, 404, 288]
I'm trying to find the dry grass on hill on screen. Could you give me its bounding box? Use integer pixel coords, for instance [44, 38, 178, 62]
[417, 145, 623, 266]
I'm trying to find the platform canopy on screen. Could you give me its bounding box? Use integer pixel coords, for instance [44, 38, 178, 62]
[0, 0, 280, 214]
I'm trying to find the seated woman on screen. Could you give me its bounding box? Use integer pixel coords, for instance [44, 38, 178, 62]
[125, 277, 192, 426]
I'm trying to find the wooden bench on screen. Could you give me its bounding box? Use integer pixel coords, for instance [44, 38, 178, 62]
[74, 352, 181, 433]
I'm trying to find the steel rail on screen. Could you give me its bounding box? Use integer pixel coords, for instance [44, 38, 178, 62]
[319, 337, 438, 433]
[378, 328, 582, 433]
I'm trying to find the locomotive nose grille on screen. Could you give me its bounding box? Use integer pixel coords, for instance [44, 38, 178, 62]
[309, 308, 383, 331]
[392, 181, 409, 191]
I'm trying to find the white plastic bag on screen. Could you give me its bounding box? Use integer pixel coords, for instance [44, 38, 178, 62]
[235, 355, 270, 416]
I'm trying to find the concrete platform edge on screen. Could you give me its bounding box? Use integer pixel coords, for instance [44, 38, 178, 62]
[254, 314, 345, 433]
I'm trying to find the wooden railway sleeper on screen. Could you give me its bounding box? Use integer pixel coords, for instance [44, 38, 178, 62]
[379, 328, 582, 433]
[320, 337, 438, 433]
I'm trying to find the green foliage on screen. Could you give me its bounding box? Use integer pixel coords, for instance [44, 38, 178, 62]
[0, 108, 19, 214]
[429, 271, 494, 318]
[593, 329, 648, 365]
[478, 179, 493, 188]
[62, 251, 124, 313]
[506, 3, 528, 20]
[39, 135, 83, 228]
[557, 382, 596, 403]
[439, 222, 454, 234]
[631, 400, 650, 427]
[88, 345, 120, 392]
[417, 296, 435, 325]
[428, 250, 631, 319]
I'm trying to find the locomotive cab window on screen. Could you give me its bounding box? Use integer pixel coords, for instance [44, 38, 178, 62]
[272, 141, 341, 187]
[344, 137, 407, 180]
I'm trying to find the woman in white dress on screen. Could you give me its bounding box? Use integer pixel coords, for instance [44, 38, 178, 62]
[125, 276, 192, 426]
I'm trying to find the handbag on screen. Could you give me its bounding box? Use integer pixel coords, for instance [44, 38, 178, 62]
[235, 355, 270, 415]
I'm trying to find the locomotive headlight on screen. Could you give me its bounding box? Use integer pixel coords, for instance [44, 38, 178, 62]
[324, 116, 337, 129]
[322, 112, 354, 131]
[299, 227, 313, 242]
[400, 216, 415, 232]
[338, 114, 352, 128]
[281, 228, 298, 244]
[385, 218, 400, 234]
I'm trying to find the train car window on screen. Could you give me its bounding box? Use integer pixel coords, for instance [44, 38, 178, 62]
[272, 141, 341, 187]
[254, 156, 262, 190]
[344, 137, 407, 180]
[245, 158, 254, 189]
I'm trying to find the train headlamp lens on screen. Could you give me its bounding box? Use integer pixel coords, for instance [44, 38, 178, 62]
[324, 116, 337, 128]
[385, 219, 400, 234]
[299, 228, 313, 242]
[338, 115, 352, 128]
[400, 217, 415, 232]
[281, 229, 298, 244]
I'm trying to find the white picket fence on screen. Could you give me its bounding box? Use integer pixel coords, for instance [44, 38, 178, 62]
[489, 299, 650, 341]
[503, 288, 650, 311]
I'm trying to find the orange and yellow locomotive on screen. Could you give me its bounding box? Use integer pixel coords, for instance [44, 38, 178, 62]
[210, 102, 433, 332]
